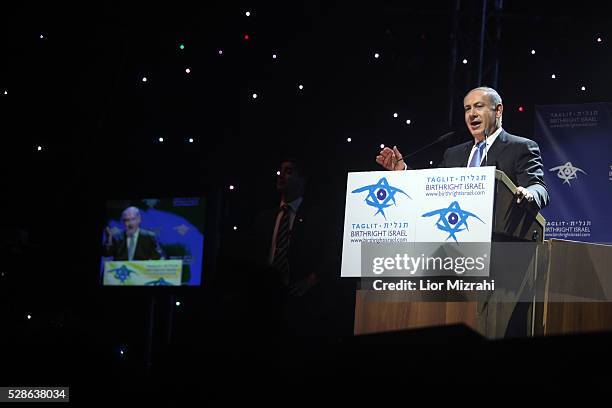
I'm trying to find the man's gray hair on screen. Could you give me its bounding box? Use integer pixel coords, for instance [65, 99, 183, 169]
[467, 86, 502, 106]
[467, 86, 503, 126]
[122, 206, 141, 219]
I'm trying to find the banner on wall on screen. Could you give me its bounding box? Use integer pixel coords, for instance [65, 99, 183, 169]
[534, 103, 612, 243]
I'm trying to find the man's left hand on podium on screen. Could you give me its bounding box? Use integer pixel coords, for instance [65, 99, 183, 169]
[515, 186, 534, 204]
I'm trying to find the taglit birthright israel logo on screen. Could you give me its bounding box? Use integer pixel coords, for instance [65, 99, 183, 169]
[422, 201, 484, 243]
[549, 162, 587, 185]
[351, 177, 410, 219]
[106, 265, 138, 284]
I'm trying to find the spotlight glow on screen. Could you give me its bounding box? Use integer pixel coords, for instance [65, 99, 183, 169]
[185, 68, 191, 74]
[298, 84, 303, 90]
[244, 34, 250, 41]
[406, 119, 411, 125]
[276, 170, 281, 176]
[142, 77, 148, 82]
[597, 37, 603, 43]
[380, 144, 385, 149]
[233, 226, 238, 231]
[27, 314, 32, 320]
[179, 44, 185, 50]
[531, 49, 536, 55]
[175, 301, 181, 306]
[218, 49, 223, 55]
[551, 74, 556, 79]
[374, 53, 380, 59]
[272, 53, 277, 59]
[518, 106, 524, 112]
[429, 160, 434, 165]
[158, 137, 164, 142]
[245, 11, 251, 17]
[462, 59, 468, 64]
[37, 145, 42, 151]
[347, 137, 352, 142]
[229, 185, 235, 190]
[3, 90, 6, 95]
[581, 86, 586, 91]
[188, 138, 194, 143]
[252, 93, 258, 99]
[393, 113, 398, 118]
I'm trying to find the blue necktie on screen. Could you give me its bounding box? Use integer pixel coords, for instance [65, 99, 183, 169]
[469, 141, 486, 167]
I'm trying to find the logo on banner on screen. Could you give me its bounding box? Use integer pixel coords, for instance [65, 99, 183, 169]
[145, 278, 173, 286]
[422, 201, 484, 242]
[142, 198, 160, 208]
[106, 264, 138, 284]
[174, 224, 190, 236]
[549, 162, 587, 185]
[351, 177, 410, 219]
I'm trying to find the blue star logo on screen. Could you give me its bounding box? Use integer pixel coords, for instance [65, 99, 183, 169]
[106, 265, 138, 284]
[351, 177, 410, 219]
[422, 201, 484, 242]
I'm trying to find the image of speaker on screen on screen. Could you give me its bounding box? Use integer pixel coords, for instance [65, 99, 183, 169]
[101, 198, 205, 286]
[103, 206, 164, 261]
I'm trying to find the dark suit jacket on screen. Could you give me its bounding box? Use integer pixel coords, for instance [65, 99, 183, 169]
[103, 229, 163, 261]
[246, 199, 337, 285]
[438, 129, 550, 209]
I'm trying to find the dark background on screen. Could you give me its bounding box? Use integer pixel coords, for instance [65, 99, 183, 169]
[1, 1, 611, 402]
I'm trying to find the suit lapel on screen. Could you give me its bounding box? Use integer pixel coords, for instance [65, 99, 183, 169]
[481, 129, 509, 166]
[267, 209, 279, 250]
[462, 143, 472, 166]
[117, 231, 128, 260]
[293, 204, 305, 236]
[134, 232, 143, 259]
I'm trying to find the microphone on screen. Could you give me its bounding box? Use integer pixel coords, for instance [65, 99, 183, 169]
[483, 127, 489, 167]
[395, 131, 455, 164]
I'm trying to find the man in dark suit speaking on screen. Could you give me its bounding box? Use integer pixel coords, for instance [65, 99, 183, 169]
[103, 206, 164, 261]
[376, 87, 550, 210]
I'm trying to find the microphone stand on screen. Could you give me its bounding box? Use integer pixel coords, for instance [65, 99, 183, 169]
[395, 131, 455, 165]
[483, 127, 489, 167]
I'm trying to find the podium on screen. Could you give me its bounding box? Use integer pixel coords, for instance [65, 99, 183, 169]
[345, 168, 612, 339]
[534, 239, 612, 336]
[103, 260, 183, 286]
[490, 170, 545, 242]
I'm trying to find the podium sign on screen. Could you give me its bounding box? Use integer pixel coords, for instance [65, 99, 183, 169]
[103, 260, 183, 286]
[341, 166, 496, 277]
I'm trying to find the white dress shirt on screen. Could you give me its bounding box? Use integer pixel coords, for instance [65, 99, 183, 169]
[466, 127, 503, 167]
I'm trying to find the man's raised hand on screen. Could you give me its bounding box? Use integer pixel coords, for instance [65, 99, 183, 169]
[376, 145, 406, 171]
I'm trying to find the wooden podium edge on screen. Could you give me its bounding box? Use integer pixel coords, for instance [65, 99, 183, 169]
[494, 168, 546, 227]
